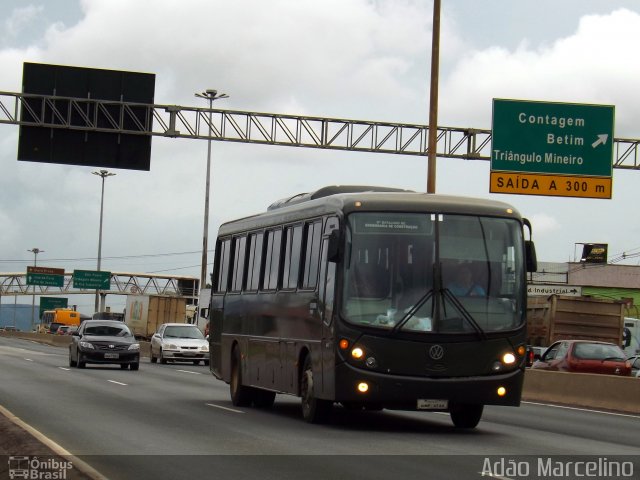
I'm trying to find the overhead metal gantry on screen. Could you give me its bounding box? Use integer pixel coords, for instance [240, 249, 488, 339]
[1, 91, 639, 168]
[0, 272, 198, 299]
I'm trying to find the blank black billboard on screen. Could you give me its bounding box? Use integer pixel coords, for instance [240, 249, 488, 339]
[18, 62, 155, 171]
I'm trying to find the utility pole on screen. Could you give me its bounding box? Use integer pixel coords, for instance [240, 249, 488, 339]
[27, 247, 43, 331]
[427, 0, 441, 194]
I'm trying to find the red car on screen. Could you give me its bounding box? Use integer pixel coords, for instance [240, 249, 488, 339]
[532, 340, 631, 376]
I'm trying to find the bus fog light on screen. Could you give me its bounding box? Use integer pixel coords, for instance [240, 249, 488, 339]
[357, 382, 369, 393]
[497, 386, 507, 397]
[502, 353, 516, 365]
[365, 356, 378, 368]
[351, 347, 364, 360]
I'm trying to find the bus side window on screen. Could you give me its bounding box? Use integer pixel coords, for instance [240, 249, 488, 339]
[263, 228, 283, 291]
[231, 235, 247, 292]
[246, 232, 264, 292]
[214, 238, 232, 293]
[302, 220, 322, 289]
[282, 224, 303, 290]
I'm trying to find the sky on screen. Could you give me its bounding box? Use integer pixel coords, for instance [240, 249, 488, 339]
[1, 0, 639, 316]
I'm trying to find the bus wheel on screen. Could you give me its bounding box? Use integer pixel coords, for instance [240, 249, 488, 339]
[300, 356, 331, 423]
[449, 403, 483, 429]
[230, 347, 253, 407]
[253, 390, 276, 408]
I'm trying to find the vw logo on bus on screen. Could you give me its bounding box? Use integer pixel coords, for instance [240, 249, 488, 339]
[429, 345, 444, 360]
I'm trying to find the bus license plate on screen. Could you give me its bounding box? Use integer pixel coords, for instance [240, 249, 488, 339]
[417, 399, 448, 410]
[104, 353, 119, 359]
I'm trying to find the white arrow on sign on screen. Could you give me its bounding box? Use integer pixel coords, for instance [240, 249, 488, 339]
[591, 134, 609, 148]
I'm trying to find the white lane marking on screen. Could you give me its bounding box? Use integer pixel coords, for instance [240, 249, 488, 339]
[24, 358, 33, 362]
[176, 369, 201, 375]
[107, 380, 128, 386]
[58, 367, 71, 371]
[522, 401, 640, 419]
[206, 403, 245, 414]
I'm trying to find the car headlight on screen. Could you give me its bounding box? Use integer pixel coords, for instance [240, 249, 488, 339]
[201, 345, 209, 352]
[128, 343, 140, 351]
[166, 344, 178, 350]
[79, 341, 94, 349]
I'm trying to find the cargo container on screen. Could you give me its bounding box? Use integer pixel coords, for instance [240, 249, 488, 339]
[124, 295, 187, 339]
[527, 295, 624, 347]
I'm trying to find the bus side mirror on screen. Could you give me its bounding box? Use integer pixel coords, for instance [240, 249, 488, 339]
[327, 230, 341, 263]
[522, 218, 537, 273]
[525, 240, 537, 273]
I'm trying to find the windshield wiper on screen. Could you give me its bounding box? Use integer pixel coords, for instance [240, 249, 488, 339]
[389, 290, 434, 335]
[441, 288, 487, 340]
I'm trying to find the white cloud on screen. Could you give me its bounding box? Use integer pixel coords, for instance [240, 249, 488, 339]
[1, 1, 640, 313]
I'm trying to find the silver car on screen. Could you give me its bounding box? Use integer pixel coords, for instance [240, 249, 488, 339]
[150, 323, 209, 365]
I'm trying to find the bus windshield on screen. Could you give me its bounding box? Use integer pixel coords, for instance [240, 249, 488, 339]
[341, 212, 525, 334]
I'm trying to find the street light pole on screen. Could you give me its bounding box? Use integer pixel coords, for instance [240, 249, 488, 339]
[194, 89, 228, 291]
[92, 169, 116, 312]
[27, 247, 44, 331]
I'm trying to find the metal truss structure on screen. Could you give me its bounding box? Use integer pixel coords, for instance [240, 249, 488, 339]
[1, 91, 639, 168]
[0, 272, 198, 299]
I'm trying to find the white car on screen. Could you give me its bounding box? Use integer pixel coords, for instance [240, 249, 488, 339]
[150, 323, 209, 365]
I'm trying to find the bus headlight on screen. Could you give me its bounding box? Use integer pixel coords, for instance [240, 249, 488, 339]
[351, 347, 365, 360]
[357, 382, 369, 393]
[502, 353, 516, 365]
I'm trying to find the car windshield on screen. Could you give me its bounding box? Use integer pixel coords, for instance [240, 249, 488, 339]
[85, 325, 131, 337]
[341, 212, 525, 334]
[573, 343, 626, 361]
[163, 326, 204, 339]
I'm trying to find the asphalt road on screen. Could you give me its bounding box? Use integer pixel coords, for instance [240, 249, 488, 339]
[1, 337, 638, 480]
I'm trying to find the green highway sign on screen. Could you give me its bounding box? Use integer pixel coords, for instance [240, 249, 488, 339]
[73, 270, 111, 290]
[491, 99, 614, 177]
[39, 297, 68, 318]
[26, 266, 65, 287]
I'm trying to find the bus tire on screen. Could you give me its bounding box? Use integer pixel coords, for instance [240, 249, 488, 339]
[230, 347, 253, 407]
[449, 403, 483, 429]
[300, 356, 331, 423]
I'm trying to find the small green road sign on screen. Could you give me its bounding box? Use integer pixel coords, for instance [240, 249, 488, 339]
[26, 266, 65, 287]
[491, 99, 614, 177]
[73, 270, 111, 290]
[39, 297, 68, 318]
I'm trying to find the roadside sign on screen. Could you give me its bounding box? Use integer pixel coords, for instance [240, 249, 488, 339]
[73, 270, 111, 290]
[527, 284, 582, 297]
[39, 297, 68, 318]
[26, 266, 65, 287]
[491, 99, 614, 199]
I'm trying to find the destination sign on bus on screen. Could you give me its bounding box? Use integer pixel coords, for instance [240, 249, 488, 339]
[354, 214, 432, 235]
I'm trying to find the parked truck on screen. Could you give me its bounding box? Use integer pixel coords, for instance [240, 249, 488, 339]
[124, 295, 188, 339]
[527, 295, 625, 347]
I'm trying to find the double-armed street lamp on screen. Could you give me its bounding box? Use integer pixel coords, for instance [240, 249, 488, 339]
[92, 169, 116, 312]
[194, 89, 229, 291]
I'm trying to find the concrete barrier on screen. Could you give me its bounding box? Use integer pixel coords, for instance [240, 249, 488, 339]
[2, 332, 638, 414]
[522, 368, 640, 414]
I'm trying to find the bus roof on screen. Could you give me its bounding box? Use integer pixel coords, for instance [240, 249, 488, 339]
[218, 186, 523, 237]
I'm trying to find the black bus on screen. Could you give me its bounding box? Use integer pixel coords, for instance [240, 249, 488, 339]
[208, 186, 537, 427]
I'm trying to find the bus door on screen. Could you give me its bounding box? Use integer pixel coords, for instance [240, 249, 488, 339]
[209, 293, 225, 380]
[318, 218, 338, 397]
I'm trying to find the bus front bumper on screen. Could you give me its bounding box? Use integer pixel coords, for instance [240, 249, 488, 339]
[333, 362, 524, 409]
